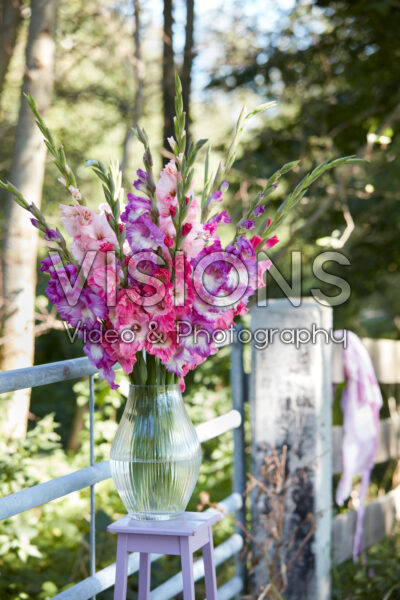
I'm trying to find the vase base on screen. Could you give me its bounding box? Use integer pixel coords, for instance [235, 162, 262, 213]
[127, 510, 184, 521]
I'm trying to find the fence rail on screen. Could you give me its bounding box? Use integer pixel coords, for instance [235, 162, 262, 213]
[331, 336, 400, 564]
[0, 356, 97, 393]
[2, 322, 400, 597]
[0, 342, 247, 600]
[332, 337, 400, 384]
[0, 410, 242, 521]
[332, 417, 400, 475]
[332, 486, 400, 564]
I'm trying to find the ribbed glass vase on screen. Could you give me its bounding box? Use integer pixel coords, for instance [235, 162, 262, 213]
[110, 384, 202, 520]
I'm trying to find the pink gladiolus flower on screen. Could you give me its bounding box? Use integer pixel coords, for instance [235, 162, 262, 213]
[264, 235, 279, 250]
[180, 197, 206, 259]
[250, 235, 263, 249]
[29, 116, 296, 391]
[156, 160, 179, 223]
[181, 223, 192, 237]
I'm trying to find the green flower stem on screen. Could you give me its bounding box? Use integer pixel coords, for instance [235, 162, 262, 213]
[0, 180, 76, 265]
[129, 352, 178, 386]
[171, 74, 207, 254]
[201, 101, 276, 222]
[132, 124, 159, 223]
[264, 155, 366, 239]
[24, 94, 86, 205]
[85, 159, 129, 287]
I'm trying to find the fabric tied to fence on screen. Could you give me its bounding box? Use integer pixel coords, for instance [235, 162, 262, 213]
[334, 330, 383, 561]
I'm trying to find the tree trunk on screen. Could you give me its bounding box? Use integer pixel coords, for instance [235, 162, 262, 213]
[68, 401, 88, 452]
[0, 0, 22, 97]
[121, 0, 144, 178]
[0, 0, 57, 440]
[162, 0, 175, 149]
[181, 0, 195, 143]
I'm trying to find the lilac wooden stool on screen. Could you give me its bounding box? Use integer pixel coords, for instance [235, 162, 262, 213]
[108, 511, 221, 600]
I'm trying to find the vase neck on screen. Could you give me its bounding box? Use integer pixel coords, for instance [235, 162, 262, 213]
[125, 384, 183, 411]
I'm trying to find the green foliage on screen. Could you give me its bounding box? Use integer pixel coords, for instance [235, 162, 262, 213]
[24, 93, 81, 198]
[1, 0, 399, 597]
[210, 0, 400, 336]
[332, 529, 400, 600]
[0, 361, 236, 599]
[268, 156, 365, 235]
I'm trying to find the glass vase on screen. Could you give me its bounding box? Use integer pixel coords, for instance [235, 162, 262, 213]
[110, 384, 202, 520]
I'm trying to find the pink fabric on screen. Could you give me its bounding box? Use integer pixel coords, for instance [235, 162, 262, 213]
[334, 330, 383, 561]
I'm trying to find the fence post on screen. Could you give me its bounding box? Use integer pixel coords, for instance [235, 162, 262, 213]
[230, 326, 247, 589]
[250, 299, 333, 600]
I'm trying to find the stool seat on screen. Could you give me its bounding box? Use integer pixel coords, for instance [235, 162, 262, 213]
[108, 511, 222, 600]
[108, 510, 221, 537]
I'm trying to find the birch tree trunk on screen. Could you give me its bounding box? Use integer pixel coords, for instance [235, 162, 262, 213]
[181, 0, 194, 143]
[0, 0, 57, 440]
[0, 0, 22, 97]
[162, 0, 175, 148]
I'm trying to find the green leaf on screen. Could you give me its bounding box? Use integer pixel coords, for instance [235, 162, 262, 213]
[266, 155, 367, 236]
[244, 100, 277, 120]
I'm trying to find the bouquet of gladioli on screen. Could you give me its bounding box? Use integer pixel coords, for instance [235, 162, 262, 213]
[1, 75, 361, 390]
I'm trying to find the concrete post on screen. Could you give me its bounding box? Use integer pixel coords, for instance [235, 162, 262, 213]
[250, 299, 332, 599]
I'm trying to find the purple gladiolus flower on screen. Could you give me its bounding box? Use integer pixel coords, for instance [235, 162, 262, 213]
[241, 219, 255, 230]
[31, 218, 40, 229]
[136, 168, 148, 182]
[221, 180, 229, 192]
[56, 288, 107, 328]
[122, 194, 151, 220]
[255, 205, 265, 216]
[133, 168, 149, 192]
[40, 255, 60, 274]
[44, 228, 61, 241]
[125, 213, 166, 253]
[211, 190, 223, 202]
[209, 210, 232, 224]
[84, 339, 118, 389]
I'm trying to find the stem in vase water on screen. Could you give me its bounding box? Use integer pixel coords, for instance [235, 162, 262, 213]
[129, 352, 178, 386]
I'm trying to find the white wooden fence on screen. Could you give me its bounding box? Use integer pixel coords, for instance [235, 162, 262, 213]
[331, 337, 400, 565]
[1, 303, 400, 599]
[250, 300, 400, 598]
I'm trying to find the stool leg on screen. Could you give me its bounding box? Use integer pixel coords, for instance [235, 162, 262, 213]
[114, 534, 129, 600]
[138, 552, 151, 600]
[180, 537, 195, 600]
[202, 527, 218, 600]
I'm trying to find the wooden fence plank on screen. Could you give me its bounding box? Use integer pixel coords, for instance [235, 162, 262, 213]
[332, 337, 400, 384]
[332, 487, 400, 564]
[332, 418, 400, 474]
[250, 300, 333, 600]
[362, 338, 400, 384]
